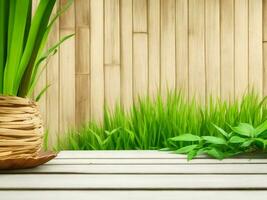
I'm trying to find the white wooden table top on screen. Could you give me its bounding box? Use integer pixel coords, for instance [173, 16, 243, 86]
[1, 150, 267, 200]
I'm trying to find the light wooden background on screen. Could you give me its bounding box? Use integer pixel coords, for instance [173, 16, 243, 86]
[33, 0, 267, 145]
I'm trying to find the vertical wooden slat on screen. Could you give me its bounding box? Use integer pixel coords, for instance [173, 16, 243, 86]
[133, 33, 148, 101]
[188, 0, 205, 102]
[59, 0, 75, 132]
[104, 0, 120, 111]
[133, 0, 147, 32]
[205, 0, 220, 97]
[120, 0, 133, 110]
[176, 0, 188, 95]
[263, 0, 267, 42]
[235, 0, 249, 98]
[161, 0, 176, 95]
[75, 0, 90, 126]
[264, 0, 267, 96]
[90, 0, 104, 122]
[248, 0, 262, 95]
[220, 0, 234, 100]
[264, 43, 267, 96]
[148, 0, 160, 97]
[105, 65, 120, 111]
[46, 1, 59, 147]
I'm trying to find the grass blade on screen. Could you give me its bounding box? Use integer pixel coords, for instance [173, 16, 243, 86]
[3, 0, 31, 95]
[0, 0, 9, 93]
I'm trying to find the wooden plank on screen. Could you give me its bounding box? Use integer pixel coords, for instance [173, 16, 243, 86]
[47, 158, 267, 165]
[148, 0, 160, 97]
[45, 1, 59, 147]
[7, 163, 267, 174]
[90, 0, 104, 122]
[235, 0, 249, 98]
[133, 0, 147, 32]
[56, 150, 267, 159]
[176, 0, 188, 95]
[205, 0, 220, 97]
[75, 0, 90, 126]
[120, 0, 133, 110]
[1, 191, 267, 200]
[263, 0, 267, 41]
[104, 0, 120, 65]
[2, 174, 267, 189]
[104, 65, 120, 111]
[220, 0, 234, 100]
[161, 0, 176, 95]
[133, 33, 148, 101]
[264, 43, 267, 96]
[248, 0, 262, 95]
[104, 0, 120, 111]
[188, 0, 205, 102]
[59, 0, 75, 132]
[75, 74, 90, 125]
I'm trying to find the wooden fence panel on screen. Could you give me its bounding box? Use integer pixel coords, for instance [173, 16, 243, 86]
[32, 0, 264, 144]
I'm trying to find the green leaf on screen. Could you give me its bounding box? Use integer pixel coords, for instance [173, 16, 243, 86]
[241, 139, 254, 148]
[254, 120, 267, 137]
[15, 0, 56, 95]
[187, 150, 198, 161]
[169, 134, 201, 142]
[229, 136, 246, 143]
[175, 145, 198, 154]
[3, 0, 31, 95]
[231, 123, 255, 137]
[206, 148, 225, 160]
[0, 0, 9, 93]
[212, 123, 229, 138]
[35, 84, 51, 102]
[202, 136, 226, 145]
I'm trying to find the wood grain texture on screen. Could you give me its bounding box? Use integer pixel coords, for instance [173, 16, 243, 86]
[90, 0, 104, 122]
[148, 0, 160, 97]
[133, 33, 148, 101]
[120, 0, 133, 110]
[133, 0, 147, 32]
[59, 0, 75, 132]
[188, 0, 205, 102]
[205, 0, 220, 97]
[46, 1, 60, 147]
[160, 0, 176, 95]
[2, 151, 267, 199]
[264, 43, 267, 96]
[176, 0, 188, 95]
[220, 0, 234, 100]
[104, 0, 120, 111]
[75, 0, 90, 126]
[264, 0, 267, 41]
[248, 0, 262, 96]
[234, 0, 249, 98]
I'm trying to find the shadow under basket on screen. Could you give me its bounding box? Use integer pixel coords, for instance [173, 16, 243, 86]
[0, 95, 56, 169]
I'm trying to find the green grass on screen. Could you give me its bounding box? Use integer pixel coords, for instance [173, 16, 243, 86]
[54, 90, 267, 151]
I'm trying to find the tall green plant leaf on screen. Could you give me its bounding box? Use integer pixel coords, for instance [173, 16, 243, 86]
[0, 0, 9, 93]
[3, 0, 31, 95]
[15, 0, 56, 96]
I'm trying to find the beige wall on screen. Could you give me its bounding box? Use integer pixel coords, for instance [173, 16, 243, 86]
[34, 0, 265, 145]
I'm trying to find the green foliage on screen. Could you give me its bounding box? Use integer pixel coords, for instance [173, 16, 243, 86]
[55, 91, 267, 156]
[0, 0, 73, 98]
[171, 120, 267, 160]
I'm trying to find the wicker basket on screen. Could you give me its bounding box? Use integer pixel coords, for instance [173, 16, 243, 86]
[0, 95, 43, 160]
